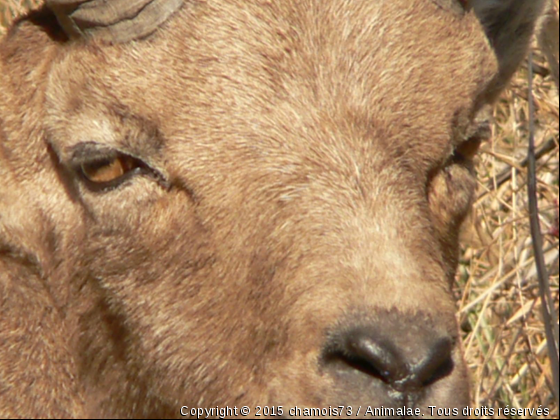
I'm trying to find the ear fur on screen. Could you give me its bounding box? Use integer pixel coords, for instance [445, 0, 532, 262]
[537, 1, 559, 90]
[0, 152, 85, 418]
[0, 130, 86, 418]
[0, 259, 86, 418]
[471, 0, 548, 93]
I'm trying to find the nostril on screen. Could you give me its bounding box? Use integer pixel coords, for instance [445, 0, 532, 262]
[326, 348, 394, 384]
[344, 334, 400, 383]
[413, 338, 454, 387]
[326, 350, 387, 382]
[323, 329, 403, 384]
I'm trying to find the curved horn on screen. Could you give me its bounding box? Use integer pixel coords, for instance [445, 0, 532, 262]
[46, 0, 184, 43]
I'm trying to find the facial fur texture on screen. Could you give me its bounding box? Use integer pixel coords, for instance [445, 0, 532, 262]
[0, 0, 546, 418]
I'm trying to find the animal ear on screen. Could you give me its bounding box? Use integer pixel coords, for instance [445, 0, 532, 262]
[470, 0, 547, 92]
[46, 0, 184, 43]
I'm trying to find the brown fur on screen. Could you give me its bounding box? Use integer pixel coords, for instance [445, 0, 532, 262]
[0, 0, 546, 418]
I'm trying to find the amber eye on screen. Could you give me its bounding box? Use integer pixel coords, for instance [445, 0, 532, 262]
[80, 154, 141, 188]
[70, 142, 168, 192]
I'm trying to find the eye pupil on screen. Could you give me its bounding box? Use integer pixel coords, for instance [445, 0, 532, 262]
[81, 156, 135, 184]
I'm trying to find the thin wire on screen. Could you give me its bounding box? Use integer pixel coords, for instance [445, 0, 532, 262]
[527, 51, 559, 412]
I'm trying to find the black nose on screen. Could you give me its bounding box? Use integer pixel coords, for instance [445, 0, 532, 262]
[323, 314, 455, 394]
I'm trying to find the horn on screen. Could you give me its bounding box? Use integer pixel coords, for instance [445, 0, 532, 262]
[430, 0, 470, 15]
[46, 0, 184, 43]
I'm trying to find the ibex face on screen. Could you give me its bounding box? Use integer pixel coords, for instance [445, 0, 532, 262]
[0, 0, 546, 418]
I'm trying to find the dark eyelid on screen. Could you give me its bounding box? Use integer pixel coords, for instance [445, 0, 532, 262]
[68, 142, 120, 167]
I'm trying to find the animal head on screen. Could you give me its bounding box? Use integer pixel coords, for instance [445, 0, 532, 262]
[0, 0, 546, 417]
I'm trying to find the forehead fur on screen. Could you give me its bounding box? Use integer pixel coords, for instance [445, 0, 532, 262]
[47, 0, 497, 171]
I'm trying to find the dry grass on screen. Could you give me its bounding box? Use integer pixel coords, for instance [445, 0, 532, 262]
[457, 24, 559, 420]
[1, 1, 559, 418]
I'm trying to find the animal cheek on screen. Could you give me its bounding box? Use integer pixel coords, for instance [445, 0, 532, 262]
[427, 163, 477, 236]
